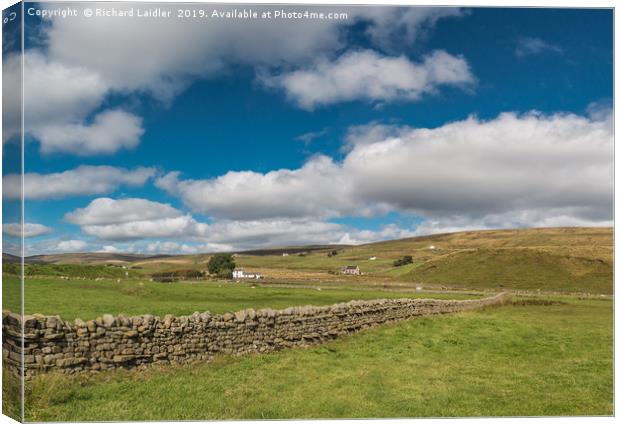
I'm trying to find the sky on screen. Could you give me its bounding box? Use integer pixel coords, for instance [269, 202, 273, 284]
[1, 4, 614, 255]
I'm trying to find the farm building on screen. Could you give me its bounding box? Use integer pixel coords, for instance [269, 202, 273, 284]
[342, 265, 360, 275]
[232, 268, 263, 279]
[369, 256, 377, 260]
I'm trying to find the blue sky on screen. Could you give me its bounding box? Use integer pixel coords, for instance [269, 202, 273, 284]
[2, 5, 613, 254]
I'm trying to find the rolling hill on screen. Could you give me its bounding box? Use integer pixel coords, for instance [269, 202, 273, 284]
[9, 227, 613, 294]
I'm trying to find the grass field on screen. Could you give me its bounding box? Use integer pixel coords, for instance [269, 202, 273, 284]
[2, 227, 613, 419]
[3, 276, 478, 321]
[14, 297, 612, 420]
[399, 248, 612, 293]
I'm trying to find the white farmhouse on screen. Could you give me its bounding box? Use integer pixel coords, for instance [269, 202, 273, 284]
[342, 265, 361, 275]
[232, 268, 263, 280]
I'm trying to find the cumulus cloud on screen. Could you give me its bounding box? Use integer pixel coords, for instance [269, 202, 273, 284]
[412, 208, 613, 236]
[3, 51, 145, 154]
[45, 6, 349, 101]
[343, 112, 612, 221]
[155, 156, 361, 220]
[33, 110, 144, 156]
[65, 197, 209, 241]
[335, 224, 417, 245]
[22, 51, 107, 123]
[55, 240, 89, 252]
[263, 50, 475, 109]
[159, 111, 612, 234]
[3, 166, 155, 200]
[164, 219, 412, 251]
[356, 7, 465, 52]
[2, 48, 22, 143]
[145, 241, 233, 255]
[10, 6, 464, 151]
[42, 6, 462, 100]
[515, 36, 563, 57]
[78, 216, 208, 241]
[2, 222, 53, 238]
[65, 197, 180, 226]
[61, 197, 418, 251]
[99, 245, 121, 253]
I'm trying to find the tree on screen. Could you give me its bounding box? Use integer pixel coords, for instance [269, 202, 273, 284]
[393, 255, 413, 267]
[208, 253, 236, 278]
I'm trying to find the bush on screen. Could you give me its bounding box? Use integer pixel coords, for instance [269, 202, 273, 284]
[208, 254, 236, 279]
[393, 255, 413, 267]
[2, 263, 20, 275]
[151, 269, 204, 281]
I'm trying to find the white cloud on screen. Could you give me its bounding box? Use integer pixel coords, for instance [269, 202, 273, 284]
[335, 224, 417, 245]
[2, 50, 22, 143]
[295, 128, 329, 145]
[99, 245, 121, 253]
[356, 7, 465, 52]
[515, 37, 563, 58]
[3, 51, 144, 155]
[78, 215, 209, 242]
[56, 240, 88, 252]
[10, 6, 464, 151]
[182, 219, 413, 251]
[65, 197, 180, 226]
[3, 166, 155, 200]
[155, 156, 361, 220]
[343, 122, 412, 150]
[2, 222, 53, 238]
[62, 196, 418, 251]
[44, 6, 351, 101]
[343, 112, 612, 221]
[43, 6, 461, 100]
[145, 241, 232, 255]
[158, 111, 612, 234]
[263, 49, 474, 109]
[65, 197, 209, 241]
[33, 109, 144, 156]
[22, 51, 107, 124]
[412, 208, 613, 236]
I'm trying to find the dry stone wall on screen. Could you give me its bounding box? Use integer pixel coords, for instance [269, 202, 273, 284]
[3, 293, 508, 377]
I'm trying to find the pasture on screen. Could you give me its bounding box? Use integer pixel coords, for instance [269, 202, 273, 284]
[14, 297, 613, 420]
[3, 275, 478, 321]
[2, 227, 613, 420]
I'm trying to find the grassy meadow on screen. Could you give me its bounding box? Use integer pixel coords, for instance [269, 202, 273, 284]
[2, 227, 613, 419]
[15, 297, 612, 420]
[3, 275, 478, 321]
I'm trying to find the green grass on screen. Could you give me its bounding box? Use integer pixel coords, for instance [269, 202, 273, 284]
[15, 228, 611, 294]
[400, 248, 612, 293]
[3, 263, 140, 279]
[2, 368, 21, 421]
[2, 276, 478, 321]
[236, 253, 398, 274]
[231, 228, 613, 293]
[17, 298, 612, 420]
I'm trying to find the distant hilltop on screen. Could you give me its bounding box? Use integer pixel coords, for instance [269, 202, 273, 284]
[6, 226, 612, 265]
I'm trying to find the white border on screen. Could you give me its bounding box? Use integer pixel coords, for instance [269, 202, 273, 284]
[0, 1, 615, 424]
